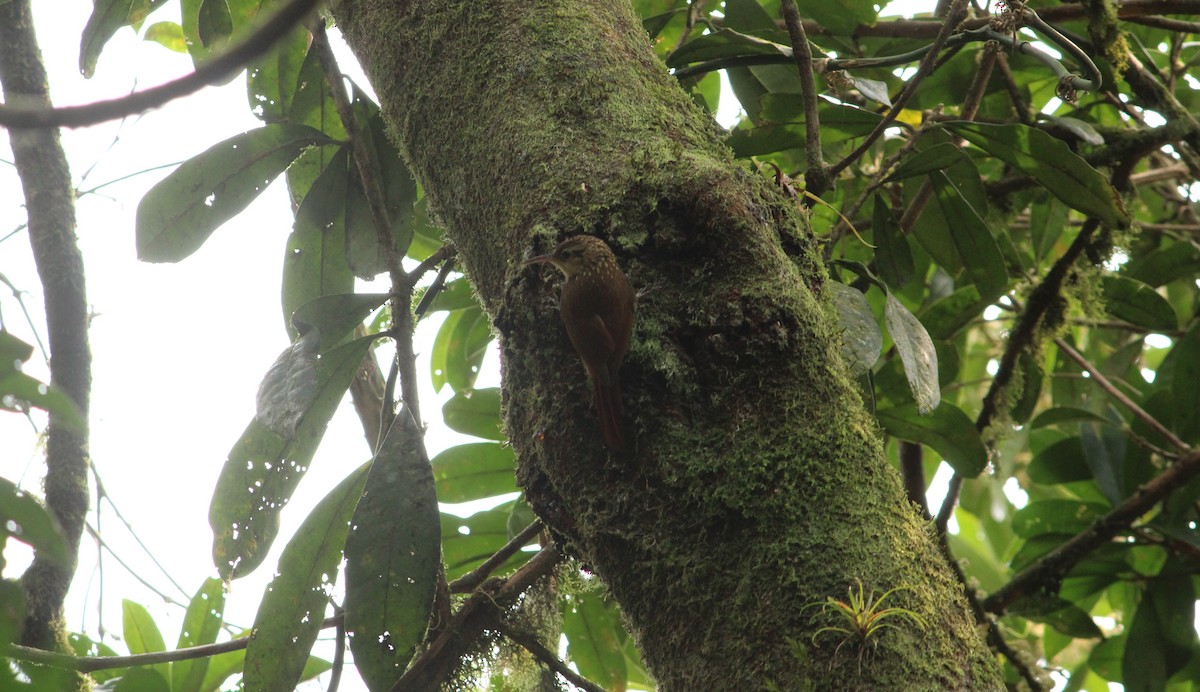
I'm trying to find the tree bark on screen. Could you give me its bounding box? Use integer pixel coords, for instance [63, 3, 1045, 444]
[331, 0, 1003, 688]
[0, 0, 91, 659]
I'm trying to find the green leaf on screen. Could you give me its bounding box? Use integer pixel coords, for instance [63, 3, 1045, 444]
[196, 0, 232, 49]
[344, 108, 419, 278]
[345, 411, 441, 691]
[416, 278, 478, 316]
[1123, 576, 1196, 691]
[442, 388, 504, 440]
[563, 591, 628, 690]
[136, 125, 330, 262]
[291, 293, 390, 352]
[0, 476, 69, 565]
[1027, 437, 1091, 484]
[80, 0, 135, 77]
[667, 28, 789, 68]
[281, 146, 357, 337]
[1171, 323, 1200, 444]
[430, 305, 493, 394]
[919, 286, 983, 340]
[142, 21, 187, 53]
[112, 667, 171, 691]
[210, 336, 375, 579]
[884, 293, 940, 414]
[871, 193, 913, 288]
[254, 326, 321, 439]
[122, 600, 169, 683]
[0, 580, 25, 649]
[885, 142, 967, 182]
[1013, 500, 1108, 538]
[828, 282, 881, 377]
[1030, 407, 1113, 429]
[794, 0, 878, 34]
[441, 503, 530, 580]
[947, 122, 1129, 228]
[1080, 420, 1125, 505]
[172, 578, 227, 692]
[876, 401, 987, 477]
[1124, 242, 1200, 287]
[246, 22, 309, 123]
[1100, 276, 1177, 332]
[196, 634, 248, 692]
[431, 442, 518, 504]
[727, 102, 883, 156]
[244, 463, 370, 692]
[1009, 595, 1103, 639]
[0, 331, 86, 432]
[928, 170, 1008, 302]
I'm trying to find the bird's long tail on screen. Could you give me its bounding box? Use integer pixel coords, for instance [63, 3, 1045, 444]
[593, 377, 625, 452]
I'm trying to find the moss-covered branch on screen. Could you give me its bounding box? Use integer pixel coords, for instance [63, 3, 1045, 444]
[331, 0, 1002, 687]
[0, 0, 90, 664]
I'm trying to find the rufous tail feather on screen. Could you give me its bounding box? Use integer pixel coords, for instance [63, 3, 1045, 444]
[593, 379, 625, 451]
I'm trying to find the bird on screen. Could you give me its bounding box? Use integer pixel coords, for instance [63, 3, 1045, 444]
[524, 235, 635, 451]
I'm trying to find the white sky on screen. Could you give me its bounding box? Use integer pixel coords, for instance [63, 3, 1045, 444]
[0, 4, 501, 690]
[0, 1, 938, 690]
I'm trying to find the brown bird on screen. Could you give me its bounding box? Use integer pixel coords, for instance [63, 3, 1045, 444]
[525, 236, 635, 451]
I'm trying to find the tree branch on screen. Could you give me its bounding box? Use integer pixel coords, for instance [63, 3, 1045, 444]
[983, 449, 1200, 613]
[0, 0, 90, 657]
[780, 0, 829, 198]
[1054, 338, 1188, 452]
[498, 622, 607, 692]
[0, 0, 320, 129]
[449, 519, 544, 594]
[390, 546, 562, 692]
[936, 219, 1101, 531]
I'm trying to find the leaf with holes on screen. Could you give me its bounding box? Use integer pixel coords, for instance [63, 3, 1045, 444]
[244, 462, 369, 692]
[345, 412, 441, 691]
[137, 124, 330, 262]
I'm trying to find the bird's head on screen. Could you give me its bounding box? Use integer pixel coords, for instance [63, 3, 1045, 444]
[523, 235, 612, 278]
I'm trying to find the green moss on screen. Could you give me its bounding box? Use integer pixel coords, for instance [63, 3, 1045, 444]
[335, 0, 1004, 688]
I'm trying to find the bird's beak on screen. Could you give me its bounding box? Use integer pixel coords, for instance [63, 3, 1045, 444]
[523, 254, 552, 267]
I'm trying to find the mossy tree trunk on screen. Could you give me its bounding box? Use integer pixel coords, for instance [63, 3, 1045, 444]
[332, 0, 1003, 688]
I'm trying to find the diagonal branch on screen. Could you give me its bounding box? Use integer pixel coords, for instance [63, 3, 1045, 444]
[983, 449, 1200, 613]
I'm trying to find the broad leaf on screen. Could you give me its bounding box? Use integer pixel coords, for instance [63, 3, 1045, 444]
[243, 463, 370, 692]
[884, 293, 939, 414]
[442, 388, 504, 440]
[563, 592, 628, 691]
[80, 0, 136, 77]
[172, 577, 227, 692]
[210, 336, 375, 579]
[828, 282, 881, 376]
[947, 122, 1129, 227]
[876, 401, 987, 477]
[927, 170, 1008, 302]
[137, 125, 330, 262]
[431, 442, 518, 504]
[345, 412, 441, 691]
[1101, 276, 1177, 332]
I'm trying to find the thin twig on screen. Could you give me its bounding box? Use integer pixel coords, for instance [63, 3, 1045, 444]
[498, 622, 607, 692]
[780, 0, 829, 198]
[827, 0, 969, 180]
[0, 0, 322, 128]
[449, 519, 545, 594]
[329, 606, 346, 692]
[1054, 337, 1189, 452]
